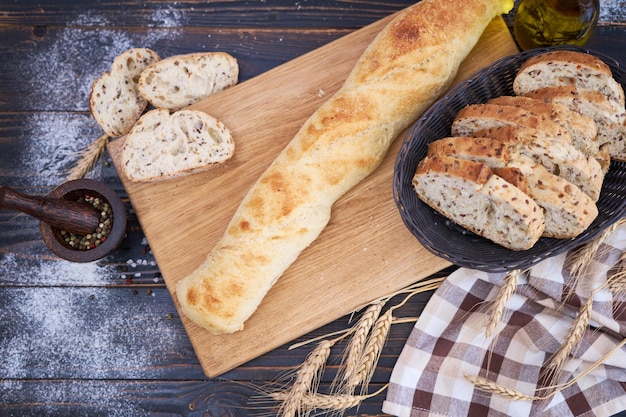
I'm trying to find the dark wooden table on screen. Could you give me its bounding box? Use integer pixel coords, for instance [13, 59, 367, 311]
[1, 1, 625, 416]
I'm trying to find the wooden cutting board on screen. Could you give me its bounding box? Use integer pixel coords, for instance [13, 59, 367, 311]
[108, 12, 519, 377]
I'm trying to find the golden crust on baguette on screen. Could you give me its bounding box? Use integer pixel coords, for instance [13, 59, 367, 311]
[175, 0, 515, 334]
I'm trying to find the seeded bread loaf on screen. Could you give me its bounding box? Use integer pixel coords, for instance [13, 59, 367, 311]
[90, 48, 160, 137]
[175, 0, 515, 334]
[523, 86, 626, 162]
[487, 95, 599, 157]
[428, 136, 598, 238]
[513, 50, 625, 107]
[121, 109, 234, 182]
[413, 154, 544, 250]
[138, 52, 239, 111]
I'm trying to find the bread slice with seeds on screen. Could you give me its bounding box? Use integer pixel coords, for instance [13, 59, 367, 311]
[512, 50, 625, 107]
[138, 52, 239, 111]
[90, 48, 160, 137]
[413, 153, 545, 251]
[121, 109, 234, 182]
[523, 85, 626, 162]
[467, 125, 604, 201]
[451, 103, 573, 143]
[428, 137, 598, 238]
[487, 95, 599, 158]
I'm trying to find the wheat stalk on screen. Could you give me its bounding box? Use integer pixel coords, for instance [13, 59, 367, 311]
[569, 218, 625, 279]
[341, 300, 385, 388]
[279, 339, 333, 417]
[348, 309, 393, 392]
[66, 133, 109, 180]
[466, 337, 626, 402]
[484, 269, 520, 338]
[465, 374, 535, 401]
[271, 384, 388, 413]
[541, 295, 593, 390]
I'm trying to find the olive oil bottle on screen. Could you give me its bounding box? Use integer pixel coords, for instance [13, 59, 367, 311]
[513, 0, 599, 50]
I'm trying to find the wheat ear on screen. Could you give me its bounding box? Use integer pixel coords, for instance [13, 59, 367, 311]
[484, 269, 520, 338]
[341, 300, 385, 388]
[271, 384, 388, 413]
[348, 309, 393, 392]
[540, 295, 593, 390]
[465, 374, 535, 401]
[279, 339, 333, 417]
[66, 133, 109, 180]
[466, 337, 626, 401]
[568, 218, 624, 279]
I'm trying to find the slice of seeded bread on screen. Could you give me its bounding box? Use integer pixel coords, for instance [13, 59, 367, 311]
[121, 109, 235, 182]
[428, 137, 597, 239]
[523, 85, 626, 162]
[90, 48, 160, 137]
[487, 95, 600, 158]
[138, 52, 239, 111]
[451, 103, 573, 144]
[468, 126, 604, 202]
[502, 155, 597, 239]
[513, 50, 625, 108]
[413, 154, 545, 251]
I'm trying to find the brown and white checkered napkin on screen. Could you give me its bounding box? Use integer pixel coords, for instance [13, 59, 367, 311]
[383, 221, 626, 417]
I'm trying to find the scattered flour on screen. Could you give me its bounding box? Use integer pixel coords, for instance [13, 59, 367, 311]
[13, 6, 187, 186]
[0, 9, 190, 413]
[0, 252, 116, 286]
[16, 113, 101, 187]
[22, 9, 186, 112]
[0, 286, 181, 379]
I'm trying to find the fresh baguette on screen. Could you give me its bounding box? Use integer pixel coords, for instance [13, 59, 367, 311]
[175, 0, 515, 334]
[121, 109, 234, 182]
[90, 48, 160, 137]
[138, 52, 239, 111]
[413, 154, 545, 250]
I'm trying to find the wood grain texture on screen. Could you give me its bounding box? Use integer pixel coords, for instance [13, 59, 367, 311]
[107, 14, 519, 377]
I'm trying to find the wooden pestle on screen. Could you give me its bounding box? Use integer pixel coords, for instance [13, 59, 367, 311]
[0, 185, 101, 236]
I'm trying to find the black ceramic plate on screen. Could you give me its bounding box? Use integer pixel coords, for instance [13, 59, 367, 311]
[393, 45, 626, 273]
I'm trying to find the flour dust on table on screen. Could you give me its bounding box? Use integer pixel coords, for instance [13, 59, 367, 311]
[19, 10, 186, 113]
[0, 287, 182, 379]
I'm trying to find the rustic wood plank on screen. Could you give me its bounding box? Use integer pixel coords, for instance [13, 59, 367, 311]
[0, 0, 416, 28]
[0, 379, 391, 416]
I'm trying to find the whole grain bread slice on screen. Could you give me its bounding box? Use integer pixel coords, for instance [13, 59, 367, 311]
[451, 103, 573, 144]
[90, 48, 160, 137]
[513, 50, 625, 107]
[523, 85, 626, 162]
[138, 52, 239, 111]
[468, 126, 604, 202]
[413, 153, 545, 251]
[121, 108, 234, 182]
[487, 95, 599, 158]
[428, 137, 597, 238]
